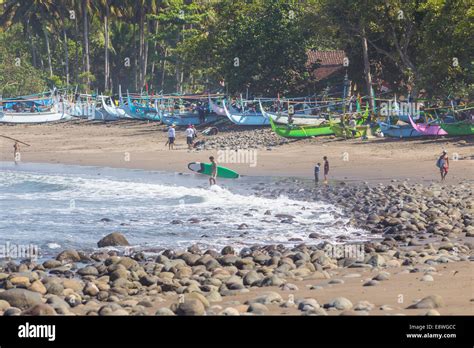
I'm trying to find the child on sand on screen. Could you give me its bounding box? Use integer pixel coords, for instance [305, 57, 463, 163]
[13, 141, 20, 163]
[323, 156, 329, 184]
[209, 156, 217, 186]
[314, 163, 320, 184]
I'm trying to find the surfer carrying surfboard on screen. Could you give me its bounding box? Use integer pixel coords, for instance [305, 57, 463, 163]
[209, 156, 217, 186]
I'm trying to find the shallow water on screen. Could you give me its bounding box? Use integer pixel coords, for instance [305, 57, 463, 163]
[0, 162, 370, 257]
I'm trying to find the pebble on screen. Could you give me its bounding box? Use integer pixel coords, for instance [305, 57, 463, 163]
[246, 292, 283, 305]
[219, 307, 240, 316]
[155, 307, 175, 316]
[363, 280, 379, 287]
[247, 303, 269, 314]
[0, 289, 43, 310]
[97, 232, 130, 247]
[421, 274, 434, 282]
[297, 298, 320, 311]
[373, 272, 390, 281]
[324, 297, 353, 310]
[407, 295, 444, 309]
[175, 299, 206, 315]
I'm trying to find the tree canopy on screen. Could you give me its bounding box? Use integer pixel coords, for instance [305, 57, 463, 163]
[0, 0, 472, 98]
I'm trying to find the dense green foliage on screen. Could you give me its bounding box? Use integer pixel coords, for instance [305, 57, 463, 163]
[0, 0, 472, 98]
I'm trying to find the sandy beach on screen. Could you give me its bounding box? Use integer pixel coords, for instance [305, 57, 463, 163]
[0, 120, 473, 317]
[1, 120, 473, 183]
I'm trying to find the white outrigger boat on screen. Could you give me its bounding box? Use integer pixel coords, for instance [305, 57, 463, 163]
[259, 100, 326, 126]
[0, 98, 70, 124]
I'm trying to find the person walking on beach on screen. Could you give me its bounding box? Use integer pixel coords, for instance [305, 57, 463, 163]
[209, 156, 217, 186]
[197, 103, 206, 124]
[13, 141, 20, 164]
[314, 162, 321, 184]
[323, 156, 329, 184]
[167, 125, 176, 150]
[185, 125, 195, 150]
[436, 150, 449, 181]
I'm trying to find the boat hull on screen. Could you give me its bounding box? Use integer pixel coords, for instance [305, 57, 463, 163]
[269, 117, 333, 138]
[223, 100, 268, 126]
[440, 122, 474, 136]
[330, 123, 371, 138]
[408, 115, 447, 136]
[378, 122, 423, 138]
[161, 113, 218, 126]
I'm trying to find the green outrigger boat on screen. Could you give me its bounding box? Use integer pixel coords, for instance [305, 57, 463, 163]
[330, 123, 371, 138]
[440, 121, 474, 136]
[329, 104, 374, 138]
[269, 117, 334, 138]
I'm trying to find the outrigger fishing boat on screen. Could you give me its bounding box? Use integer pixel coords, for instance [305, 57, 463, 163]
[407, 115, 447, 136]
[378, 118, 423, 138]
[269, 117, 333, 138]
[329, 103, 374, 139]
[0, 96, 69, 123]
[259, 100, 326, 126]
[440, 121, 474, 136]
[159, 97, 218, 126]
[222, 99, 269, 126]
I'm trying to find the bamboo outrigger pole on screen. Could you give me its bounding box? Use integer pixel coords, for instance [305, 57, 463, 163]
[0, 135, 31, 146]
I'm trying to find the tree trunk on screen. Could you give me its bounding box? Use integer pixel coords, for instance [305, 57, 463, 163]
[43, 26, 53, 78]
[143, 20, 149, 91]
[27, 21, 37, 68]
[104, 1, 110, 92]
[62, 24, 70, 87]
[74, 15, 79, 85]
[361, 28, 374, 115]
[150, 22, 159, 91]
[138, 4, 146, 90]
[82, 0, 91, 89]
[133, 24, 138, 91]
[161, 48, 167, 91]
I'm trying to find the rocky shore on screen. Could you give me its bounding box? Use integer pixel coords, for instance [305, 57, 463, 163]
[0, 181, 472, 316]
[197, 126, 291, 150]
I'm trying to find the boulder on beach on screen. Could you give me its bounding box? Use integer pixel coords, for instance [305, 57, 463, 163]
[97, 232, 130, 247]
[407, 295, 444, 309]
[0, 288, 43, 310]
[56, 249, 81, 262]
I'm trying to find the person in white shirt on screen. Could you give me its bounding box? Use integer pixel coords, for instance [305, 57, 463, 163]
[185, 124, 195, 149]
[167, 125, 176, 150]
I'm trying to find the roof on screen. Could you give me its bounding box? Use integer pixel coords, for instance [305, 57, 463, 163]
[307, 50, 346, 81]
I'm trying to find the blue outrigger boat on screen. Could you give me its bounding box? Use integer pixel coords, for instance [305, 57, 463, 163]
[222, 99, 269, 126]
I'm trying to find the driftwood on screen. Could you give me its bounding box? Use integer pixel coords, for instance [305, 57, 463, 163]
[0, 135, 31, 146]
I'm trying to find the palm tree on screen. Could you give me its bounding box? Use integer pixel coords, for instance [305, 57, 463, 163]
[96, 0, 126, 92]
[122, 0, 160, 91]
[0, 0, 59, 78]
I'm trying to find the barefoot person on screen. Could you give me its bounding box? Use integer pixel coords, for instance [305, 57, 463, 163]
[323, 156, 329, 183]
[185, 124, 195, 150]
[437, 150, 449, 181]
[314, 162, 321, 184]
[167, 125, 176, 150]
[13, 141, 20, 164]
[209, 156, 217, 186]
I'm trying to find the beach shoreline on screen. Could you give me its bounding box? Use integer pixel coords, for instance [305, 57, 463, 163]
[1, 121, 473, 184]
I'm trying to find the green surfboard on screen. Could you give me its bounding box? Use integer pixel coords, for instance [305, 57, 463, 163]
[188, 162, 240, 179]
